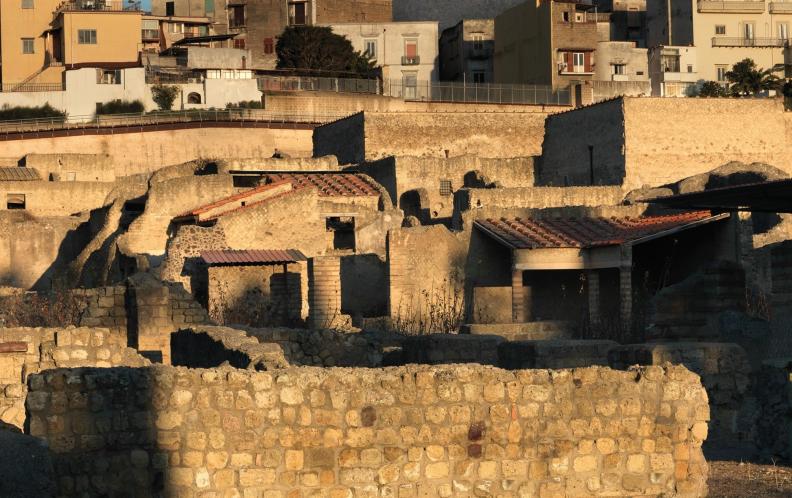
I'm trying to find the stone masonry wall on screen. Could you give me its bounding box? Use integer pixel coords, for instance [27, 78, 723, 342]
[0, 327, 148, 428]
[27, 363, 709, 497]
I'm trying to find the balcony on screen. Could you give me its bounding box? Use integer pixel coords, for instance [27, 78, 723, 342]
[769, 1, 792, 11]
[712, 37, 785, 47]
[401, 56, 421, 65]
[142, 29, 159, 41]
[698, 0, 765, 12]
[56, 0, 136, 12]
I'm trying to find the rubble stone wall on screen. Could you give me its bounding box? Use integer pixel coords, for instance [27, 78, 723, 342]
[27, 363, 710, 497]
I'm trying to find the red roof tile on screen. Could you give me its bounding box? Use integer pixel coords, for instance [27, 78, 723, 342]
[201, 249, 307, 265]
[475, 211, 719, 249]
[262, 173, 381, 197]
[175, 180, 292, 220]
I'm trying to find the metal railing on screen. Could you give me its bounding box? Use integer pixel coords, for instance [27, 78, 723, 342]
[382, 79, 571, 105]
[698, 0, 765, 12]
[0, 82, 65, 93]
[711, 36, 785, 47]
[0, 109, 349, 137]
[257, 75, 379, 94]
[401, 56, 421, 65]
[56, 0, 138, 12]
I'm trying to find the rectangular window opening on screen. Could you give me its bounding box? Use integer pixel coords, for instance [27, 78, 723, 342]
[715, 25, 726, 36]
[22, 0, 34, 9]
[327, 216, 355, 251]
[7, 194, 25, 210]
[439, 179, 453, 196]
[166, 1, 175, 16]
[230, 5, 245, 28]
[22, 38, 34, 54]
[78, 30, 97, 45]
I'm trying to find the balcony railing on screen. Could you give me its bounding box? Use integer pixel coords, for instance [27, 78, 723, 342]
[698, 0, 765, 12]
[141, 29, 159, 41]
[1, 82, 65, 93]
[56, 0, 138, 13]
[769, 1, 792, 11]
[712, 37, 785, 47]
[401, 56, 421, 65]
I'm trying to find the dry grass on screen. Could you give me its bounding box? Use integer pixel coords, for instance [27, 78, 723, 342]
[0, 291, 85, 328]
[708, 460, 792, 498]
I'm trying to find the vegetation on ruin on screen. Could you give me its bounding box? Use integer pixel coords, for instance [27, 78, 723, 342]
[275, 26, 378, 78]
[0, 103, 66, 121]
[0, 291, 84, 328]
[95, 99, 145, 115]
[150, 84, 181, 111]
[226, 100, 264, 109]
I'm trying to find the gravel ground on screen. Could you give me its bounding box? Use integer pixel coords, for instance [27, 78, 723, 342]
[708, 460, 792, 497]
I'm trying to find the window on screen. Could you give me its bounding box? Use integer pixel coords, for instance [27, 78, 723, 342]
[363, 39, 377, 60]
[206, 69, 221, 79]
[21, 38, 34, 54]
[716, 65, 728, 82]
[98, 69, 121, 84]
[562, 12, 570, 22]
[229, 5, 245, 28]
[402, 72, 417, 99]
[403, 39, 418, 64]
[472, 71, 485, 83]
[572, 52, 585, 72]
[744, 22, 755, 40]
[780, 23, 789, 40]
[232, 175, 259, 188]
[6, 194, 25, 210]
[205, 0, 214, 15]
[715, 25, 726, 35]
[187, 92, 202, 104]
[168, 22, 183, 33]
[289, 1, 307, 25]
[661, 52, 680, 72]
[687, 64, 693, 73]
[165, 1, 174, 16]
[439, 180, 453, 196]
[326, 217, 355, 251]
[472, 34, 484, 50]
[264, 37, 274, 54]
[22, 0, 34, 9]
[612, 64, 626, 75]
[78, 30, 97, 45]
[233, 38, 246, 49]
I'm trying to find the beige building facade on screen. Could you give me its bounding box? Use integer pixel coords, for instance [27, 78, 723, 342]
[648, 0, 792, 83]
[439, 19, 495, 83]
[328, 21, 439, 89]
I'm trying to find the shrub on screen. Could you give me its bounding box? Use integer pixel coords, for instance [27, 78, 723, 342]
[96, 99, 144, 115]
[151, 84, 180, 111]
[0, 103, 66, 121]
[0, 290, 85, 328]
[227, 100, 263, 109]
[698, 81, 728, 98]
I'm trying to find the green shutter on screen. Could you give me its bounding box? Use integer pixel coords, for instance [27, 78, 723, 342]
[205, 0, 215, 14]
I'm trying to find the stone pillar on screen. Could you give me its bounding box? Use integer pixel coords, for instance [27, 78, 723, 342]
[620, 246, 633, 331]
[512, 269, 525, 323]
[587, 270, 600, 326]
[309, 256, 348, 329]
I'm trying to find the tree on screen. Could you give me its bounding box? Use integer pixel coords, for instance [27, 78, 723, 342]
[725, 58, 780, 97]
[276, 26, 377, 77]
[151, 85, 180, 111]
[698, 81, 728, 98]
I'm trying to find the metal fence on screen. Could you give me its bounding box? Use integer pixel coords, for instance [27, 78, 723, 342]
[257, 75, 380, 94]
[1, 83, 65, 93]
[382, 79, 571, 106]
[0, 109, 349, 137]
[256, 75, 571, 106]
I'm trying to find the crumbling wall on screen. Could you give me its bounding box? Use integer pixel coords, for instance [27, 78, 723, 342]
[170, 327, 288, 371]
[22, 153, 116, 182]
[159, 224, 228, 295]
[27, 363, 710, 497]
[0, 181, 115, 217]
[0, 327, 148, 428]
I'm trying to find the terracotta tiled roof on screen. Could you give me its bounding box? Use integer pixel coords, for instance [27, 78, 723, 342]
[174, 180, 292, 221]
[201, 249, 307, 265]
[475, 211, 718, 249]
[0, 167, 40, 181]
[262, 173, 381, 197]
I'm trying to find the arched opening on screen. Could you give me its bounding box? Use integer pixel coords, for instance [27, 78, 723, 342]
[187, 92, 202, 104]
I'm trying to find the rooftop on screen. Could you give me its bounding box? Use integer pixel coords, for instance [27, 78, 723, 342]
[0, 167, 41, 182]
[201, 249, 307, 266]
[643, 178, 792, 213]
[260, 173, 381, 197]
[475, 211, 721, 249]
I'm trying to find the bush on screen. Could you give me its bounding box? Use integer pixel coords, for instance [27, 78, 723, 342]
[151, 84, 180, 111]
[0, 290, 85, 327]
[227, 100, 263, 109]
[0, 103, 66, 121]
[698, 81, 728, 98]
[96, 99, 144, 115]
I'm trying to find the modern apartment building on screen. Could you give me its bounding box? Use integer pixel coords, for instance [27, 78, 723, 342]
[648, 45, 699, 96]
[439, 19, 495, 83]
[0, 0, 142, 88]
[151, 0, 393, 69]
[494, 0, 608, 88]
[329, 21, 438, 91]
[647, 0, 792, 84]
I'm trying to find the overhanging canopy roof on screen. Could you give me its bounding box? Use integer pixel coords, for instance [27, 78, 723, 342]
[642, 179, 792, 213]
[201, 249, 306, 266]
[172, 34, 238, 46]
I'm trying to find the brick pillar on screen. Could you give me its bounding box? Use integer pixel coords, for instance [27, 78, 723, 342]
[309, 256, 344, 329]
[620, 246, 633, 333]
[587, 270, 600, 325]
[512, 269, 525, 323]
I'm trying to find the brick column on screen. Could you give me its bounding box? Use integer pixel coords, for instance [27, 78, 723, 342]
[620, 246, 633, 331]
[512, 269, 525, 323]
[587, 270, 600, 326]
[309, 256, 344, 329]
